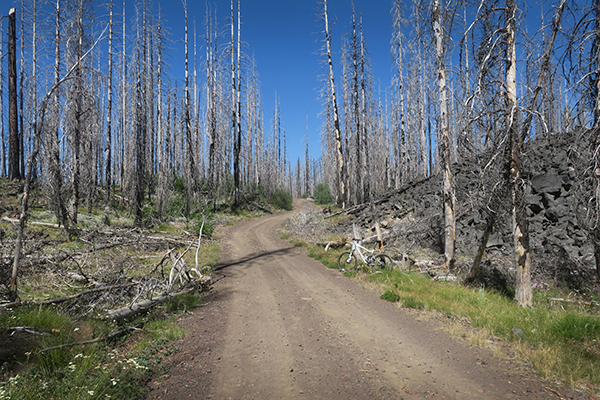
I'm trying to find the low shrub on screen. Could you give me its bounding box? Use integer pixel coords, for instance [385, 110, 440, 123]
[380, 290, 400, 302]
[272, 189, 293, 211]
[314, 183, 332, 205]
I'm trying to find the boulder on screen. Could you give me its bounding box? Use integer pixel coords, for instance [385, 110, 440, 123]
[531, 172, 562, 195]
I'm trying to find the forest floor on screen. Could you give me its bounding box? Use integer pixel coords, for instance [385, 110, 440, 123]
[144, 199, 585, 400]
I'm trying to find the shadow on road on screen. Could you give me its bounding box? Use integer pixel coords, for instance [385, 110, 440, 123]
[213, 246, 296, 272]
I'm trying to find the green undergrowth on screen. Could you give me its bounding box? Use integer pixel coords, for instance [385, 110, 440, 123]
[300, 239, 600, 391]
[370, 269, 600, 389]
[0, 292, 200, 400]
[305, 242, 343, 270]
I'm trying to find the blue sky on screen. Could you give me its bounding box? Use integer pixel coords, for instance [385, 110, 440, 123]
[163, 0, 397, 164]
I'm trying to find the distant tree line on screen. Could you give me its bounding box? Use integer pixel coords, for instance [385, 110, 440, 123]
[0, 0, 307, 229]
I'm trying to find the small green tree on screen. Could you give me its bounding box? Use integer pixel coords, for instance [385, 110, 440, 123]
[272, 188, 293, 211]
[314, 183, 332, 205]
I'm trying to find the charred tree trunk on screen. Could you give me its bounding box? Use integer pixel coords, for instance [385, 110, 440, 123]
[8, 8, 21, 181]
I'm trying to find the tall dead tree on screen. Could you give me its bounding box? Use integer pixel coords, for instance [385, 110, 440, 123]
[156, 7, 166, 217]
[8, 8, 21, 181]
[49, 0, 70, 236]
[105, 0, 114, 205]
[205, 4, 218, 207]
[322, 0, 346, 208]
[66, 0, 88, 225]
[391, 0, 407, 187]
[0, 15, 5, 177]
[18, 1, 25, 179]
[231, 0, 243, 208]
[433, 0, 455, 269]
[120, 0, 126, 187]
[183, 0, 198, 215]
[505, 0, 532, 307]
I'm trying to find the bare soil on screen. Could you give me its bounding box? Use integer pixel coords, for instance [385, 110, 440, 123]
[145, 200, 584, 400]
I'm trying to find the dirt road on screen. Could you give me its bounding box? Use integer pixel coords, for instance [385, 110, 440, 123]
[146, 201, 581, 399]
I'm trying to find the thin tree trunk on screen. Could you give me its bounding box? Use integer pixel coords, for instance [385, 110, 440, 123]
[231, 0, 241, 208]
[183, 0, 197, 215]
[157, 7, 165, 218]
[234, 0, 243, 208]
[505, 0, 531, 307]
[70, 0, 85, 225]
[121, 0, 126, 188]
[8, 8, 20, 181]
[19, 1, 25, 179]
[323, 0, 345, 208]
[466, 215, 494, 283]
[49, 0, 70, 238]
[106, 0, 114, 206]
[0, 16, 4, 177]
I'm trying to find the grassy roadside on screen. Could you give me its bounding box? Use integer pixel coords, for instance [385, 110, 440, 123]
[0, 292, 200, 400]
[297, 240, 600, 393]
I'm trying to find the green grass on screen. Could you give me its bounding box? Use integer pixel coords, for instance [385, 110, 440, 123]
[364, 268, 600, 388]
[0, 295, 201, 400]
[306, 244, 344, 270]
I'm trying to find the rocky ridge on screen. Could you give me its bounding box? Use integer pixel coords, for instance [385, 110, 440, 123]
[340, 130, 598, 288]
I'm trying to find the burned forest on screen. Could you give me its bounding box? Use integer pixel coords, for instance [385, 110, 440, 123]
[0, 0, 600, 398]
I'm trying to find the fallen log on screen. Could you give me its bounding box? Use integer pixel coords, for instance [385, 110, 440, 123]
[39, 326, 139, 354]
[324, 178, 431, 220]
[106, 284, 200, 321]
[549, 297, 592, 306]
[1, 283, 137, 309]
[318, 238, 346, 251]
[250, 202, 273, 214]
[2, 216, 62, 228]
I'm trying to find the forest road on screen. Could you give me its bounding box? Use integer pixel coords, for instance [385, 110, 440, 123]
[145, 199, 580, 400]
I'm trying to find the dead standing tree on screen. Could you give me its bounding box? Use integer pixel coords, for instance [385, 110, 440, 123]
[432, 0, 456, 270]
[231, 0, 243, 209]
[504, 0, 532, 307]
[8, 8, 21, 181]
[320, 0, 346, 209]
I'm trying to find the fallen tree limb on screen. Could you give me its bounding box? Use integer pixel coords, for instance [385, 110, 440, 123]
[39, 326, 139, 354]
[321, 239, 346, 251]
[106, 284, 200, 321]
[324, 177, 431, 219]
[549, 297, 592, 306]
[2, 216, 62, 229]
[6, 326, 59, 335]
[1, 283, 137, 309]
[250, 202, 273, 214]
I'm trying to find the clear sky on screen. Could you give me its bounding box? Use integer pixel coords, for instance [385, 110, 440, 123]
[162, 0, 397, 166]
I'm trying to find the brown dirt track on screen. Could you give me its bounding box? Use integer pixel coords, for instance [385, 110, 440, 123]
[145, 200, 583, 400]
